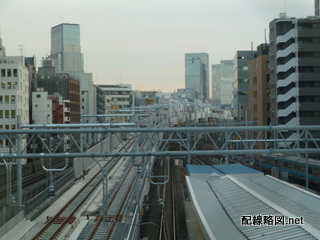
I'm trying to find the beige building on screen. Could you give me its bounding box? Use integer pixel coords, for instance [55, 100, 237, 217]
[248, 44, 271, 127]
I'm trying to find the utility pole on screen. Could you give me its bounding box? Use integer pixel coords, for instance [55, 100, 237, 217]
[18, 45, 25, 56]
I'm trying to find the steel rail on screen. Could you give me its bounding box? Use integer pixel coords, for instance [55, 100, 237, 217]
[86, 164, 134, 239]
[105, 171, 136, 240]
[88, 132, 153, 239]
[171, 160, 177, 240]
[31, 139, 136, 240]
[31, 160, 111, 240]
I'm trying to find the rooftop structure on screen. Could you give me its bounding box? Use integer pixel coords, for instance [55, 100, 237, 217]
[186, 164, 320, 239]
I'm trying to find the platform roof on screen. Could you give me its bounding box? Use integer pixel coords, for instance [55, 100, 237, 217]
[186, 164, 320, 239]
[186, 163, 260, 175]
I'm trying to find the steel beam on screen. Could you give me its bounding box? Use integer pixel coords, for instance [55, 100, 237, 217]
[2, 148, 320, 159]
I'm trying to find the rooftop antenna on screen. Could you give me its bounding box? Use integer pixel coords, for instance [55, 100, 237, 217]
[264, 28, 267, 44]
[18, 45, 25, 56]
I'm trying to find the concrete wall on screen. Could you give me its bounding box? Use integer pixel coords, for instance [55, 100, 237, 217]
[73, 133, 124, 179]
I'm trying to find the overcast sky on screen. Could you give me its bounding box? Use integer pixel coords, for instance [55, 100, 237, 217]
[0, 0, 315, 93]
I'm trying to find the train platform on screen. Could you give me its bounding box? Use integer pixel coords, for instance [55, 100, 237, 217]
[1, 157, 108, 240]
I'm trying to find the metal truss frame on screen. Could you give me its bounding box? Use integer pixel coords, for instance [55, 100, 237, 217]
[1, 123, 320, 211]
[1, 125, 320, 159]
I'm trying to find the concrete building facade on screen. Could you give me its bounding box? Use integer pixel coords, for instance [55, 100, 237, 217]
[32, 90, 70, 124]
[0, 56, 29, 157]
[232, 51, 256, 121]
[97, 84, 133, 122]
[37, 64, 80, 123]
[269, 16, 320, 127]
[269, 16, 320, 148]
[185, 53, 209, 101]
[248, 44, 271, 127]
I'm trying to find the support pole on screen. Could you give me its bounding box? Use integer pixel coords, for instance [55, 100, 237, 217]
[305, 131, 309, 189]
[16, 115, 22, 211]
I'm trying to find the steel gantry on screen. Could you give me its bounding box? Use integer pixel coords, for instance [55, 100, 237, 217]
[2, 125, 320, 159]
[1, 123, 320, 210]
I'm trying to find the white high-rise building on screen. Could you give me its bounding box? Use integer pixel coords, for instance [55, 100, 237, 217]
[0, 56, 29, 158]
[212, 60, 233, 108]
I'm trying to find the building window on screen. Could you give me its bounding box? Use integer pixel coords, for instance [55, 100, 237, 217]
[11, 124, 15, 129]
[13, 69, 18, 77]
[253, 77, 257, 84]
[36, 94, 41, 98]
[1, 69, 5, 77]
[11, 95, 15, 103]
[1, 82, 5, 89]
[0, 96, 2, 104]
[266, 74, 270, 82]
[7, 69, 11, 77]
[0, 110, 3, 118]
[5, 110, 9, 118]
[5, 95, 9, 104]
[11, 110, 15, 118]
[7, 82, 11, 89]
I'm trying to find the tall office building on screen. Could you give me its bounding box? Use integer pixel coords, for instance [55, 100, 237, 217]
[232, 50, 256, 121]
[49, 24, 95, 125]
[248, 44, 271, 127]
[50, 23, 84, 73]
[0, 56, 29, 160]
[185, 53, 209, 101]
[269, 16, 320, 126]
[212, 60, 233, 108]
[269, 16, 320, 147]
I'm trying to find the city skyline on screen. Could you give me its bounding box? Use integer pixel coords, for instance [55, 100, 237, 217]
[0, 0, 315, 93]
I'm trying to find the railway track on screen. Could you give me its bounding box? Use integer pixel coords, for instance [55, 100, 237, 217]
[159, 157, 177, 240]
[85, 164, 136, 239]
[30, 138, 136, 240]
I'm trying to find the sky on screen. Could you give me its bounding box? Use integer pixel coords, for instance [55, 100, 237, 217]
[0, 0, 315, 93]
